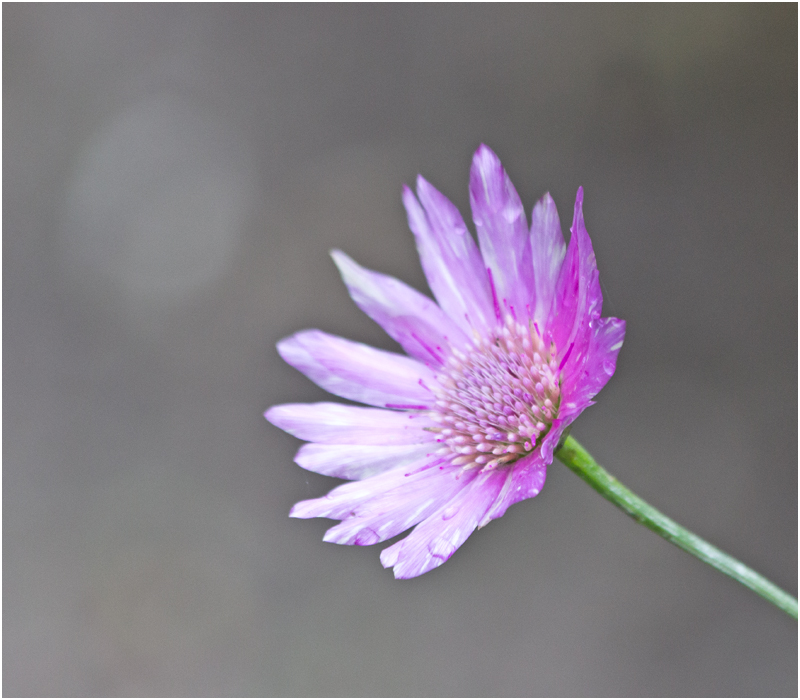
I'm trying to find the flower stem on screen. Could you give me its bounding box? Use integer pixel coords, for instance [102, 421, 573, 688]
[555, 435, 798, 620]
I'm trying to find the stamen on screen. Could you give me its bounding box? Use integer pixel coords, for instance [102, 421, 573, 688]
[432, 318, 561, 471]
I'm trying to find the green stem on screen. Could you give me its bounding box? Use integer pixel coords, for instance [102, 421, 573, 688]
[555, 435, 798, 620]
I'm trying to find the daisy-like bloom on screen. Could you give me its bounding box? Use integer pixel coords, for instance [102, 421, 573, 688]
[266, 145, 625, 578]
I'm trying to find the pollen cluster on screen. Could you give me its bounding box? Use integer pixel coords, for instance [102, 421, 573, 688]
[431, 316, 561, 471]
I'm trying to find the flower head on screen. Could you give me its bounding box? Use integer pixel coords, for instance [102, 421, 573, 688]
[266, 145, 625, 578]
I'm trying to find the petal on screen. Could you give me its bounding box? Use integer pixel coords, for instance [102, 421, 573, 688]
[290, 456, 449, 520]
[266, 402, 437, 445]
[331, 250, 469, 365]
[322, 463, 479, 546]
[478, 452, 548, 528]
[293, 443, 434, 480]
[548, 188, 603, 353]
[560, 317, 626, 411]
[403, 181, 495, 334]
[277, 330, 437, 409]
[380, 467, 509, 578]
[469, 145, 533, 319]
[529, 193, 566, 328]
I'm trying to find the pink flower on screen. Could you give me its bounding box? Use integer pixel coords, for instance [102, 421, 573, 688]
[266, 145, 625, 578]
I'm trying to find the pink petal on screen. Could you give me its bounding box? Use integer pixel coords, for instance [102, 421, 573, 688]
[469, 144, 533, 319]
[561, 317, 626, 410]
[331, 250, 469, 365]
[293, 443, 434, 480]
[380, 467, 509, 578]
[265, 402, 437, 445]
[290, 457, 450, 520]
[277, 330, 437, 409]
[403, 181, 495, 334]
[322, 464, 480, 546]
[548, 188, 603, 353]
[529, 193, 566, 328]
[478, 452, 548, 528]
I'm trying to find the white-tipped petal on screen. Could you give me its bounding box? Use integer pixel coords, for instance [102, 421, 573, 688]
[469, 144, 532, 319]
[381, 467, 508, 578]
[323, 464, 476, 546]
[331, 250, 469, 364]
[403, 181, 494, 334]
[529, 192, 566, 328]
[266, 402, 437, 445]
[293, 443, 434, 481]
[277, 329, 437, 409]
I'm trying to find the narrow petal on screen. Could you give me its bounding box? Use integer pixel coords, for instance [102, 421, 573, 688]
[290, 456, 449, 520]
[478, 452, 548, 528]
[469, 145, 533, 318]
[331, 250, 469, 365]
[293, 443, 434, 480]
[277, 330, 437, 409]
[403, 181, 495, 334]
[322, 464, 478, 546]
[529, 193, 566, 328]
[380, 467, 509, 578]
[266, 403, 437, 445]
[548, 188, 603, 352]
[560, 317, 626, 410]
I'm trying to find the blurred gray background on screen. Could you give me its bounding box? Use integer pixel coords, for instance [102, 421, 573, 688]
[4, 4, 797, 696]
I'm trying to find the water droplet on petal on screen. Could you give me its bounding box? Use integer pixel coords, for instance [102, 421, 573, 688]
[442, 504, 459, 520]
[429, 537, 455, 560]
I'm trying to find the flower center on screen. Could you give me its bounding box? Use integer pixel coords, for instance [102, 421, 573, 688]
[431, 316, 561, 470]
